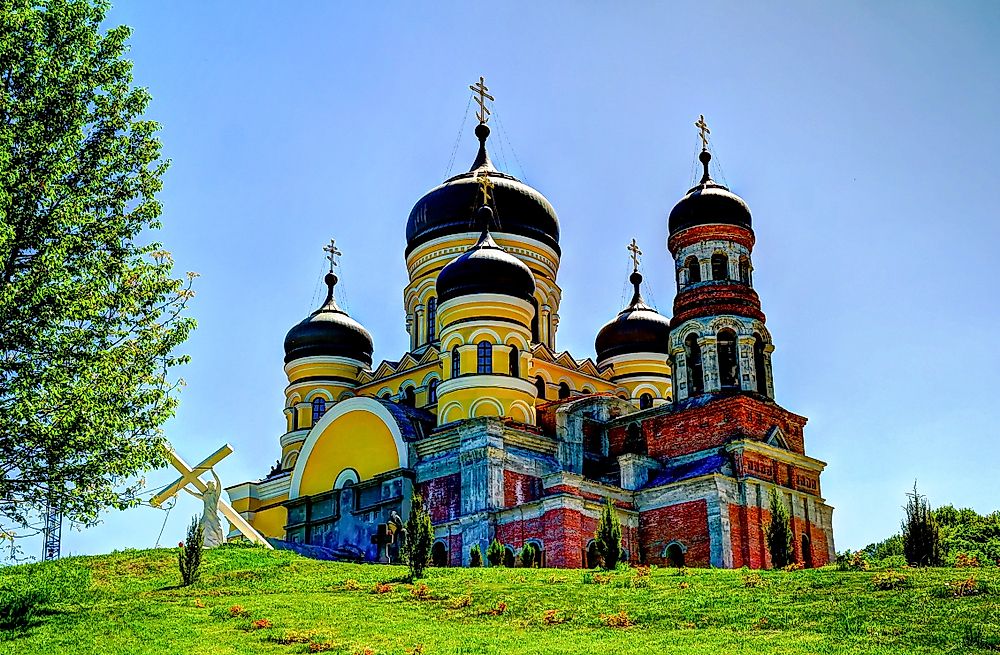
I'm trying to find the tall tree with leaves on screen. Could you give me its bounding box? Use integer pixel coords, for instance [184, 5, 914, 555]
[902, 481, 942, 567]
[766, 487, 795, 568]
[402, 493, 433, 579]
[0, 0, 194, 554]
[594, 497, 622, 570]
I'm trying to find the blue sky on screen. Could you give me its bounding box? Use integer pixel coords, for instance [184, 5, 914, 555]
[44, 1, 1000, 559]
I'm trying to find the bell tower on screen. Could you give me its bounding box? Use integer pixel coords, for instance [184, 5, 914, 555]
[667, 117, 774, 402]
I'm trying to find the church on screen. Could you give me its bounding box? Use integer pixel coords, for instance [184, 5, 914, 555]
[225, 83, 835, 569]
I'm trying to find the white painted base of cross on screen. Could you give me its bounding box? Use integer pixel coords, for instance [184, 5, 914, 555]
[151, 443, 273, 549]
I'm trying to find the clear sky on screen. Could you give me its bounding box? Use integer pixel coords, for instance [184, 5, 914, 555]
[42, 1, 1000, 560]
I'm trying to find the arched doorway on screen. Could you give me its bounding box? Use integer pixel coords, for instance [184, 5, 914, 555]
[503, 546, 516, 568]
[432, 541, 448, 567]
[665, 542, 685, 568]
[586, 540, 600, 569]
[801, 534, 813, 569]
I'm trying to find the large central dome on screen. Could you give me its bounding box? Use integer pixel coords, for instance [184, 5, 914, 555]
[405, 124, 560, 256]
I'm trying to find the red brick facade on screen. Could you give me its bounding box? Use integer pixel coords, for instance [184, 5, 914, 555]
[639, 500, 712, 566]
[420, 473, 461, 523]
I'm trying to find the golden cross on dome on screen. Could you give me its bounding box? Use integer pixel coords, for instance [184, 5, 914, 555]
[695, 114, 711, 150]
[476, 170, 494, 206]
[470, 76, 494, 124]
[323, 238, 342, 273]
[627, 238, 642, 272]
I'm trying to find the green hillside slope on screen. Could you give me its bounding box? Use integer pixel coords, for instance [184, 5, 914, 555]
[1, 546, 998, 654]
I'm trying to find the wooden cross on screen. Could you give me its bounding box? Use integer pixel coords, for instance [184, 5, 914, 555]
[695, 114, 711, 150]
[469, 76, 494, 124]
[323, 239, 342, 273]
[477, 170, 494, 206]
[151, 443, 273, 548]
[627, 238, 642, 271]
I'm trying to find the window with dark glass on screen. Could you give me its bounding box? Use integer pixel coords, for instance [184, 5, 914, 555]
[558, 382, 571, 399]
[402, 386, 416, 407]
[753, 333, 768, 395]
[535, 376, 546, 399]
[426, 297, 437, 343]
[711, 253, 729, 281]
[311, 397, 326, 422]
[739, 256, 751, 284]
[685, 333, 704, 395]
[639, 393, 653, 409]
[427, 378, 439, 404]
[509, 345, 519, 376]
[477, 341, 492, 374]
[685, 256, 701, 284]
[451, 347, 461, 378]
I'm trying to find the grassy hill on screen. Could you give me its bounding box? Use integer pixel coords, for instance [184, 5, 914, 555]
[1, 546, 998, 654]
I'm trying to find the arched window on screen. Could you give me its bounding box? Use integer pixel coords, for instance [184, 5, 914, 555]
[558, 382, 571, 399]
[711, 253, 729, 281]
[291, 406, 299, 431]
[739, 256, 751, 284]
[665, 542, 686, 567]
[432, 541, 448, 567]
[311, 397, 326, 423]
[402, 386, 416, 407]
[625, 422, 646, 454]
[718, 328, 739, 389]
[477, 341, 492, 374]
[586, 540, 600, 569]
[509, 345, 519, 377]
[685, 333, 704, 395]
[427, 378, 439, 404]
[535, 376, 546, 400]
[451, 347, 461, 379]
[639, 393, 653, 410]
[530, 297, 540, 343]
[684, 256, 700, 284]
[426, 297, 437, 343]
[380, 392, 391, 400]
[753, 333, 768, 395]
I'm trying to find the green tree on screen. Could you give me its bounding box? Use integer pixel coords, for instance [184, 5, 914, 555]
[902, 482, 942, 567]
[765, 487, 794, 568]
[485, 538, 504, 567]
[594, 497, 622, 570]
[177, 516, 203, 586]
[402, 493, 433, 579]
[0, 0, 194, 554]
[468, 543, 482, 567]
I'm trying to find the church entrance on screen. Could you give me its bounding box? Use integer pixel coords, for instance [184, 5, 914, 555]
[801, 534, 813, 569]
[432, 541, 448, 567]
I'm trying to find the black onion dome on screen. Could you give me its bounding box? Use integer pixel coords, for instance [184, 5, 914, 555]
[436, 206, 536, 304]
[595, 271, 671, 363]
[283, 273, 374, 365]
[668, 150, 752, 235]
[406, 123, 560, 256]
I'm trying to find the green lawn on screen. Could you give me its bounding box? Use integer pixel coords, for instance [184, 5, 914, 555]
[1, 546, 998, 654]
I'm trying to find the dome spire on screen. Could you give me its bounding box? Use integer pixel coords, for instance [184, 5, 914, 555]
[695, 114, 714, 184]
[626, 238, 645, 308]
[469, 76, 496, 172]
[321, 238, 343, 310]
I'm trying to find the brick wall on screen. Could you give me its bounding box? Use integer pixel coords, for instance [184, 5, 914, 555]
[607, 395, 808, 460]
[503, 471, 542, 507]
[639, 499, 711, 567]
[729, 504, 830, 569]
[495, 506, 637, 569]
[419, 473, 461, 523]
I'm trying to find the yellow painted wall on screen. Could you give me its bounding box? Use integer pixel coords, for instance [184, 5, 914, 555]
[297, 410, 400, 497]
[252, 498, 288, 539]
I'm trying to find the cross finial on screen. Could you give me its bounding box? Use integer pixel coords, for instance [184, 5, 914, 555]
[323, 239, 342, 273]
[476, 170, 494, 207]
[695, 114, 711, 151]
[470, 76, 495, 124]
[627, 238, 642, 272]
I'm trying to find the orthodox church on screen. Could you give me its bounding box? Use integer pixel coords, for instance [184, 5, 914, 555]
[226, 85, 835, 569]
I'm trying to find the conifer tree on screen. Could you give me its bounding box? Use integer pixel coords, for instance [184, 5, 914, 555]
[766, 487, 795, 568]
[486, 539, 504, 567]
[595, 497, 623, 570]
[177, 516, 203, 586]
[402, 492, 433, 579]
[469, 543, 483, 567]
[902, 481, 942, 567]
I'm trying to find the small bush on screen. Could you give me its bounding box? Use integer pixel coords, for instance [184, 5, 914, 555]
[876, 555, 908, 570]
[963, 624, 1000, 651]
[742, 572, 766, 588]
[486, 539, 504, 567]
[602, 610, 634, 628]
[178, 516, 203, 586]
[765, 488, 794, 569]
[871, 570, 910, 591]
[308, 643, 335, 653]
[949, 576, 983, 598]
[955, 552, 981, 568]
[594, 498, 623, 570]
[486, 601, 507, 616]
[228, 604, 249, 618]
[469, 544, 483, 567]
[343, 579, 362, 591]
[0, 588, 46, 629]
[251, 618, 273, 630]
[402, 493, 433, 580]
[372, 582, 394, 595]
[410, 583, 431, 601]
[448, 594, 472, 609]
[542, 609, 568, 625]
[519, 543, 537, 568]
[836, 550, 871, 571]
